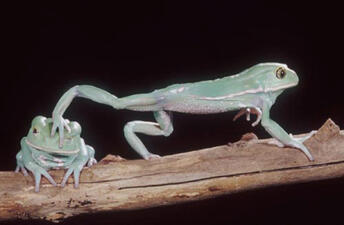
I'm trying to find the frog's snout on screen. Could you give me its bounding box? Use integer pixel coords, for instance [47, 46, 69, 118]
[44, 133, 59, 145]
[294, 72, 299, 85]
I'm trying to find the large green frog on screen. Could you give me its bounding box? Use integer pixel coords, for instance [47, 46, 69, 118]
[15, 116, 97, 192]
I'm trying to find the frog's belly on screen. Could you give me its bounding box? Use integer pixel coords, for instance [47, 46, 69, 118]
[162, 98, 245, 114]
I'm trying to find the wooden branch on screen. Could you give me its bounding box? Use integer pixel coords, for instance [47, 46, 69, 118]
[1, 119, 343, 223]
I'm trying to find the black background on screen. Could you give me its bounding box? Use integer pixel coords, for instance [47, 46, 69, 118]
[2, 1, 344, 225]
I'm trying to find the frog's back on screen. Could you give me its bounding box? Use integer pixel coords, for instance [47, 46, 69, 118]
[157, 71, 260, 98]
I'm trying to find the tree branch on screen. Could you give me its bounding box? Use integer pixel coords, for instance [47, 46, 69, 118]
[0, 119, 343, 223]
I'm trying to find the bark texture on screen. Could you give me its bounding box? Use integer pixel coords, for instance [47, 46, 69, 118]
[0, 119, 343, 222]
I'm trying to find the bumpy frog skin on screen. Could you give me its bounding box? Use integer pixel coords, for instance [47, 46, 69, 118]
[15, 116, 97, 192]
[51, 63, 315, 161]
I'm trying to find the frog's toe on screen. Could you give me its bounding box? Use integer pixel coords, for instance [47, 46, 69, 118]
[22, 167, 29, 176]
[73, 169, 80, 188]
[288, 140, 314, 161]
[61, 164, 83, 188]
[87, 158, 97, 167]
[41, 170, 57, 187]
[33, 173, 41, 192]
[15, 165, 29, 176]
[144, 153, 161, 160]
[61, 168, 73, 187]
[290, 130, 317, 143]
[233, 107, 262, 127]
[31, 168, 56, 192]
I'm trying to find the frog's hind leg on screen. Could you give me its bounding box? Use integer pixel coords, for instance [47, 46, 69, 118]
[117, 93, 162, 111]
[124, 110, 173, 160]
[15, 151, 28, 176]
[86, 145, 97, 167]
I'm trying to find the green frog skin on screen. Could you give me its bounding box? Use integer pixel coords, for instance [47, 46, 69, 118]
[15, 116, 97, 192]
[51, 63, 314, 161]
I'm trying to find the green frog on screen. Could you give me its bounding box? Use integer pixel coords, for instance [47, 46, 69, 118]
[15, 116, 97, 192]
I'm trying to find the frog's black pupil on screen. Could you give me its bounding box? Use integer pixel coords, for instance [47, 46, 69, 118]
[33, 128, 38, 133]
[281, 70, 285, 77]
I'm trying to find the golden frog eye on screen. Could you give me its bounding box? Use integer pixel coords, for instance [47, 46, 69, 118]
[276, 67, 286, 79]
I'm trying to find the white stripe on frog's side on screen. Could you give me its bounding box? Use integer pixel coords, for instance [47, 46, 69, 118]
[38, 154, 48, 166]
[53, 157, 63, 163]
[197, 83, 297, 101]
[25, 138, 80, 155]
[169, 87, 186, 94]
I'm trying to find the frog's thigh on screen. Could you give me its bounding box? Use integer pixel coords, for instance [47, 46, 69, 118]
[15, 151, 23, 165]
[86, 145, 95, 157]
[119, 93, 161, 111]
[15, 151, 27, 175]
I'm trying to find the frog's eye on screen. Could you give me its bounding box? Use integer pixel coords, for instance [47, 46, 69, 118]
[33, 127, 39, 135]
[276, 67, 286, 79]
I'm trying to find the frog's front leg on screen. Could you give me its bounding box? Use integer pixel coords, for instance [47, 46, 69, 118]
[260, 104, 314, 161]
[16, 138, 57, 192]
[61, 138, 95, 188]
[233, 107, 262, 127]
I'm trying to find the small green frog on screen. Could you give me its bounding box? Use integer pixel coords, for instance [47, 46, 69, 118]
[15, 116, 97, 192]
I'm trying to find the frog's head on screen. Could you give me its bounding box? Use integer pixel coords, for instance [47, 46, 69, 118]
[244, 63, 299, 92]
[26, 116, 81, 155]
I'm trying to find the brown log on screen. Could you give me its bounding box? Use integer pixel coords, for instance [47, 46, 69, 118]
[0, 119, 343, 223]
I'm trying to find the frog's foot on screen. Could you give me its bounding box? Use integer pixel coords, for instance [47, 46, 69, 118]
[15, 165, 29, 176]
[268, 131, 317, 148]
[15, 152, 28, 176]
[233, 107, 262, 127]
[25, 164, 57, 192]
[86, 145, 97, 167]
[61, 162, 85, 188]
[143, 153, 161, 160]
[267, 136, 314, 161]
[289, 130, 317, 143]
[267, 139, 314, 161]
[287, 140, 314, 161]
[87, 158, 97, 167]
[15, 165, 28, 176]
[50, 115, 71, 148]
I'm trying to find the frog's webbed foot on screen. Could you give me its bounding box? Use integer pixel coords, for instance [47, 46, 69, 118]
[233, 107, 262, 127]
[267, 131, 317, 148]
[25, 164, 57, 192]
[15, 165, 28, 176]
[266, 131, 316, 161]
[86, 145, 97, 167]
[61, 161, 86, 188]
[289, 130, 317, 143]
[15, 152, 29, 176]
[144, 153, 161, 160]
[87, 158, 97, 167]
[50, 115, 71, 148]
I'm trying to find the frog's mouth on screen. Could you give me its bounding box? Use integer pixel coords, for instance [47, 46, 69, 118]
[264, 82, 298, 92]
[25, 138, 80, 155]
